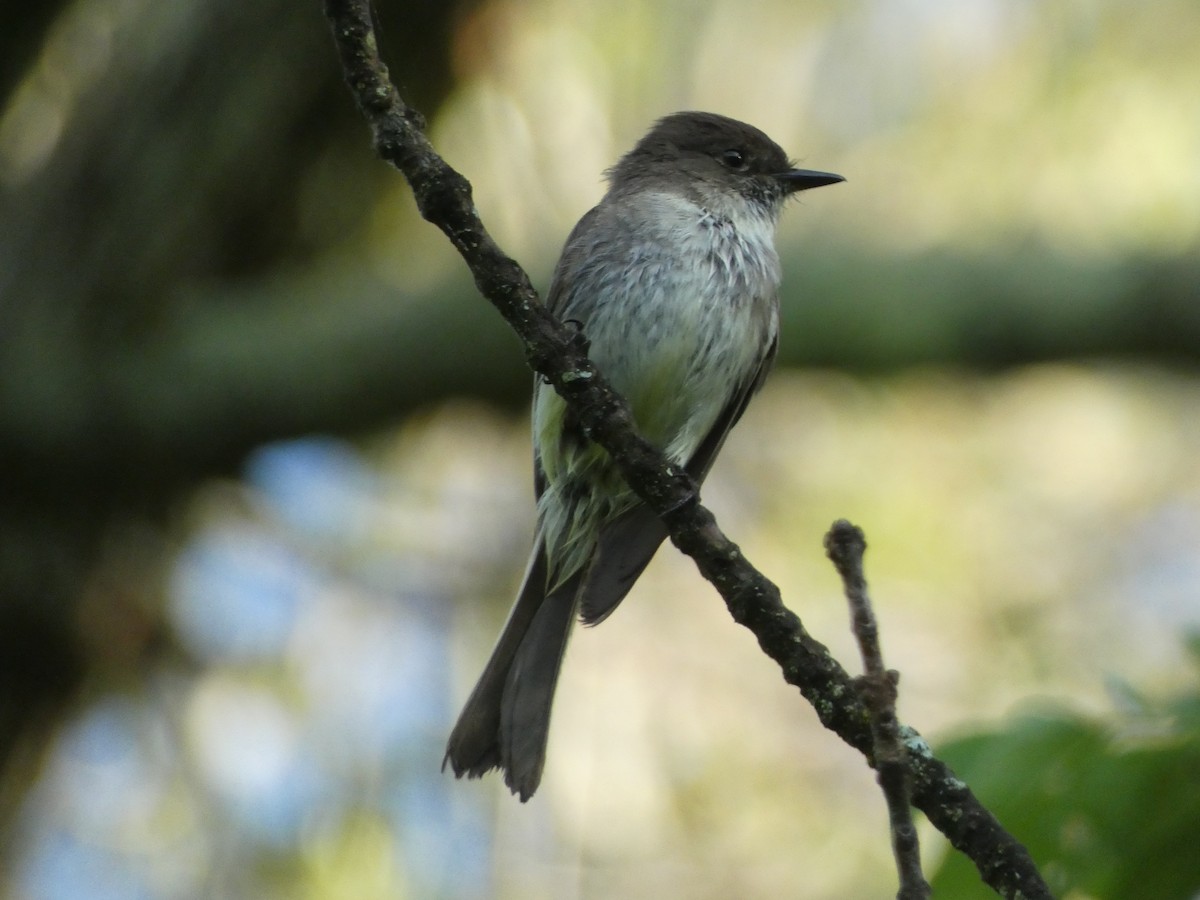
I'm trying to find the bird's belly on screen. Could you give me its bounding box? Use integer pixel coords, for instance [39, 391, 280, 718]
[595, 278, 774, 463]
[539, 193, 781, 478]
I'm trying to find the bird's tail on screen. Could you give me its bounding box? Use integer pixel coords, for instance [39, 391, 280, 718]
[444, 503, 672, 799]
[443, 534, 582, 801]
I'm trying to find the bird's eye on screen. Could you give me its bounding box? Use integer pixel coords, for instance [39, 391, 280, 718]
[720, 148, 746, 169]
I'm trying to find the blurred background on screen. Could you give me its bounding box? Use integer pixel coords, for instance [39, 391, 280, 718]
[2, 0, 1199, 897]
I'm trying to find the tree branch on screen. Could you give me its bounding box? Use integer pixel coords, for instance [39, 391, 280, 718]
[827, 521, 931, 900]
[322, 2, 1053, 896]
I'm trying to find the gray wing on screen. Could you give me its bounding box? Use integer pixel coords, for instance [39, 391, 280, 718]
[546, 204, 610, 317]
[578, 334, 779, 625]
[682, 332, 778, 484]
[529, 203, 613, 498]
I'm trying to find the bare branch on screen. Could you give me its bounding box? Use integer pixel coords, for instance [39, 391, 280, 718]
[826, 520, 931, 900]
[321, 3, 1052, 896]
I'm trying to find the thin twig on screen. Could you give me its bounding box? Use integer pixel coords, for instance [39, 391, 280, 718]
[321, 3, 1052, 896]
[826, 521, 931, 900]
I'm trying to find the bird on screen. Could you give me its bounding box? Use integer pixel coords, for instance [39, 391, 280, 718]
[444, 111, 843, 800]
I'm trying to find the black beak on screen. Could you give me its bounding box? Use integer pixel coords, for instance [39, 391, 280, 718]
[777, 168, 845, 192]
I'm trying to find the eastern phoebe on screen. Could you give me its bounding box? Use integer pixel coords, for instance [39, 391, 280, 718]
[445, 111, 843, 800]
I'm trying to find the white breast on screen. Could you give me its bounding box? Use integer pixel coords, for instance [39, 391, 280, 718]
[589, 191, 781, 463]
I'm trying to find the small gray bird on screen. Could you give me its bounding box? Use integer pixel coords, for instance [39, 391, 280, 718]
[444, 111, 843, 800]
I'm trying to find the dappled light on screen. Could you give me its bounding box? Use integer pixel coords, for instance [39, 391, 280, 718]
[12, 370, 1200, 897]
[2, 0, 1198, 896]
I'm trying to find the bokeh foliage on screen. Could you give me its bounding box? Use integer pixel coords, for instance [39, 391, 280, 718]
[2, 0, 1199, 895]
[931, 637, 1200, 899]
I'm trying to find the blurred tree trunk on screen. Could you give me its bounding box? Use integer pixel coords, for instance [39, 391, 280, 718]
[0, 0, 485, 838]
